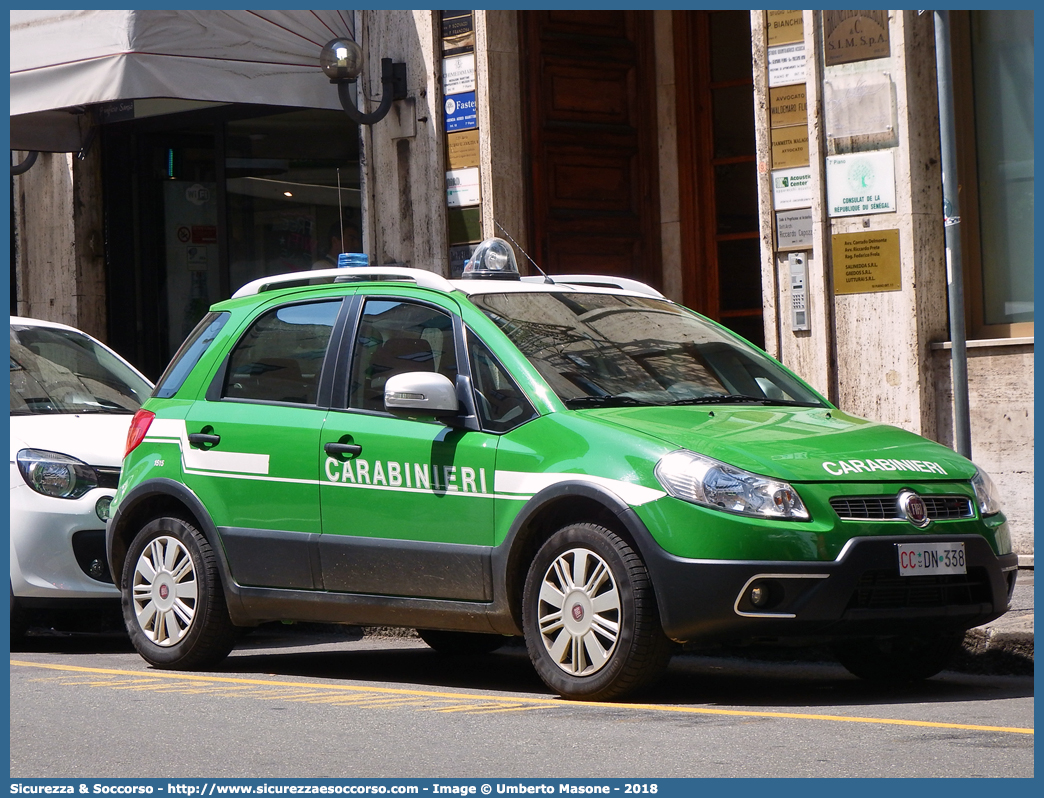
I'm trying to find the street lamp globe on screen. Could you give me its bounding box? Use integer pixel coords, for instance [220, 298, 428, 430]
[320, 38, 364, 81]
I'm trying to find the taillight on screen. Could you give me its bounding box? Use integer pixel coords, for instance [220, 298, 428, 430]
[125, 409, 156, 459]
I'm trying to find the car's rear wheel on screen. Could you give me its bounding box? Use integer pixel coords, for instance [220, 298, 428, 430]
[831, 631, 965, 683]
[417, 629, 507, 655]
[121, 515, 238, 669]
[523, 522, 672, 700]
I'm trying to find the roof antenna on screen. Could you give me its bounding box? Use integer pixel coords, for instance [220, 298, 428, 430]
[336, 167, 345, 246]
[494, 220, 554, 284]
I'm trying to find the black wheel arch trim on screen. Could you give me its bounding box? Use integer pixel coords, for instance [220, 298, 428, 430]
[487, 479, 664, 635]
[106, 478, 249, 623]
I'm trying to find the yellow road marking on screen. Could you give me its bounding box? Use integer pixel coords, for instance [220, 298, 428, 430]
[11, 659, 1033, 735]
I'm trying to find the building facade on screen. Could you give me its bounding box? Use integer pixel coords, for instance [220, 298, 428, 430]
[10, 10, 1033, 555]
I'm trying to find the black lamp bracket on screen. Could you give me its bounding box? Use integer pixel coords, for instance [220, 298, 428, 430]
[336, 58, 407, 126]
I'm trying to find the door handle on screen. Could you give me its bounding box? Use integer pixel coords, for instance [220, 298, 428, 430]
[324, 442, 362, 457]
[188, 432, 221, 448]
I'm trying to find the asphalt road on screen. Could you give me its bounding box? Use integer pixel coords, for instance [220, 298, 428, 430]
[9, 627, 1034, 779]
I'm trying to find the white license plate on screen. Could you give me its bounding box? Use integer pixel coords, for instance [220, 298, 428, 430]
[896, 542, 966, 576]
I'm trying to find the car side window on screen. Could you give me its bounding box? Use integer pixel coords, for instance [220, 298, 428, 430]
[467, 330, 537, 432]
[222, 301, 340, 404]
[348, 299, 458, 411]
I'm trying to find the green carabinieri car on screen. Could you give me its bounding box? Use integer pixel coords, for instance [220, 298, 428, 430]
[107, 238, 1016, 700]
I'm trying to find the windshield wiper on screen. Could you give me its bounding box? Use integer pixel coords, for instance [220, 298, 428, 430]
[667, 394, 819, 407]
[564, 395, 649, 409]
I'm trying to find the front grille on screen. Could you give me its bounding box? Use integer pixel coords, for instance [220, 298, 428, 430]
[830, 496, 898, 520]
[94, 466, 121, 490]
[921, 495, 974, 520]
[830, 494, 973, 521]
[847, 567, 991, 610]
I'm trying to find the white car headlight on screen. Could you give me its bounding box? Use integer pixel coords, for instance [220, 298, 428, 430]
[655, 449, 809, 520]
[971, 468, 1002, 516]
[16, 448, 99, 499]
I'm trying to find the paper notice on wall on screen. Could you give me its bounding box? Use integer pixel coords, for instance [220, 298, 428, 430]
[768, 42, 806, 87]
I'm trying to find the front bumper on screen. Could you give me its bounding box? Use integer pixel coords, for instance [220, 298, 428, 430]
[643, 533, 1018, 643]
[10, 477, 120, 602]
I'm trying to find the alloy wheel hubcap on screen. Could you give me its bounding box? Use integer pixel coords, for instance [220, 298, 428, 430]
[131, 535, 198, 646]
[537, 547, 621, 676]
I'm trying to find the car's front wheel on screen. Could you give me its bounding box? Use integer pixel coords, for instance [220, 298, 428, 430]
[831, 631, 965, 683]
[523, 522, 672, 700]
[121, 515, 238, 669]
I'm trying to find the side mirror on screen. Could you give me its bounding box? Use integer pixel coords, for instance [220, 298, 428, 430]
[384, 372, 459, 418]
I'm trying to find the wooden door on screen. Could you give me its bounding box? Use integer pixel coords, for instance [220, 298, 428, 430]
[675, 11, 764, 348]
[520, 11, 661, 287]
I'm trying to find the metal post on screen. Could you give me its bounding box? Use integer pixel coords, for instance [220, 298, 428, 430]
[933, 10, 972, 459]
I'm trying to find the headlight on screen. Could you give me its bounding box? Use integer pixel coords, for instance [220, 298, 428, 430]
[655, 449, 809, 520]
[16, 448, 99, 499]
[971, 468, 1002, 516]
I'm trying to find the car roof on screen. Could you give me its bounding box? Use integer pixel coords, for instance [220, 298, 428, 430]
[10, 315, 86, 334]
[231, 267, 667, 302]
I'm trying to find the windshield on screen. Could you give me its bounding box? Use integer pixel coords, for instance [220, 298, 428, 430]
[10, 324, 152, 416]
[470, 292, 826, 409]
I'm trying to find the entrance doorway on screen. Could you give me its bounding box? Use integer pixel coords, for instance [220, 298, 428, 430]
[520, 10, 764, 348]
[520, 10, 661, 288]
[674, 10, 763, 348]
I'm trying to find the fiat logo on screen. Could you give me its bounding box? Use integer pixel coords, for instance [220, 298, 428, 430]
[159, 584, 169, 600]
[571, 604, 585, 622]
[898, 490, 930, 528]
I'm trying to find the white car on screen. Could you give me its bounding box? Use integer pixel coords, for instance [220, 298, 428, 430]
[10, 316, 152, 637]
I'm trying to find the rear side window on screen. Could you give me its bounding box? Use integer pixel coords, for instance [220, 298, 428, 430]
[223, 301, 340, 404]
[155, 312, 230, 399]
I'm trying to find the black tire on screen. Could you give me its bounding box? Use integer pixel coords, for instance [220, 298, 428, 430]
[522, 522, 672, 701]
[121, 515, 238, 670]
[417, 629, 507, 655]
[831, 631, 965, 683]
[10, 583, 28, 642]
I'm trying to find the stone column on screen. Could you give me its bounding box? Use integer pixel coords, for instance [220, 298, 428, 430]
[752, 10, 947, 437]
[359, 10, 447, 273]
[12, 147, 107, 340]
[475, 10, 527, 250]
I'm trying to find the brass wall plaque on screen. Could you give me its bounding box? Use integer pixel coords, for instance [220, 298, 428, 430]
[771, 126, 810, 169]
[769, 85, 807, 128]
[441, 10, 474, 55]
[767, 10, 804, 45]
[831, 229, 901, 294]
[447, 130, 480, 170]
[823, 11, 890, 66]
[448, 206, 481, 245]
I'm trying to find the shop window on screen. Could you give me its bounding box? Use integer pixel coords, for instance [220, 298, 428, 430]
[953, 11, 1034, 339]
[102, 106, 360, 378]
[225, 110, 361, 293]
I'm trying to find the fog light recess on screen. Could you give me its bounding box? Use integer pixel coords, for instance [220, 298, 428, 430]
[745, 579, 783, 611]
